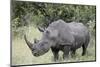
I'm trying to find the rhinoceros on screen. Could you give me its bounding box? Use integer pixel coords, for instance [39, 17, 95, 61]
[24, 19, 90, 61]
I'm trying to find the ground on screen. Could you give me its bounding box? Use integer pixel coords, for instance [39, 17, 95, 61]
[12, 26, 96, 65]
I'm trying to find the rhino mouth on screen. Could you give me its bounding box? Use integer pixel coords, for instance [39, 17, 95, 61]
[33, 53, 44, 57]
[33, 53, 40, 57]
[33, 50, 48, 57]
[32, 51, 44, 57]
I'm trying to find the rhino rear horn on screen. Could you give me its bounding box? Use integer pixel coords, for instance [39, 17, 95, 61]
[34, 38, 39, 43]
[24, 35, 33, 49]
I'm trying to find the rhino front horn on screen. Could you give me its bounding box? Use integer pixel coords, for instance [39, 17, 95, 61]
[24, 35, 33, 50]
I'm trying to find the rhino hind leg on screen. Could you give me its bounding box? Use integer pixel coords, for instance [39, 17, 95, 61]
[51, 47, 59, 61]
[82, 44, 88, 56]
[82, 35, 90, 56]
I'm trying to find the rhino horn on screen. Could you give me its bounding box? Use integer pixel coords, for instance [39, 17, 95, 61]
[34, 38, 39, 43]
[24, 35, 33, 50]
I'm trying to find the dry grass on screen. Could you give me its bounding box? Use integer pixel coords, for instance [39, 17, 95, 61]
[12, 26, 96, 66]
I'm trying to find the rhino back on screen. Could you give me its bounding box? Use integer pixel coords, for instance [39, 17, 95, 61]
[68, 22, 90, 48]
[47, 20, 75, 45]
[47, 20, 89, 47]
[68, 22, 89, 41]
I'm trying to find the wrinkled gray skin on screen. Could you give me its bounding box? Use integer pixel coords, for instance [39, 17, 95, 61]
[24, 19, 90, 61]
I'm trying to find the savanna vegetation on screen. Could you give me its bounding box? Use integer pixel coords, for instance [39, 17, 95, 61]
[11, 1, 96, 65]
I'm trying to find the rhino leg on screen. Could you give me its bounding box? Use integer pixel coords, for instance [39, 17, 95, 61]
[82, 35, 90, 56]
[82, 44, 87, 56]
[63, 46, 70, 60]
[51, 47, 59, 62]
[71, 49, 76, 57]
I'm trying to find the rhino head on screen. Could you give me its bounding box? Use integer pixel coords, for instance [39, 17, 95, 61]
[24, 27, 59, 57]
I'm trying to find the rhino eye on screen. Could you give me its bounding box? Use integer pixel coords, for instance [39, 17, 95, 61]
[40, 44, 44, 46]
[40, 42, 48, 47]
[46, 30, 50, 34]
[32, 48, 35, 51]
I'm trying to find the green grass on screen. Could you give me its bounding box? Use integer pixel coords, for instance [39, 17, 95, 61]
[12, 26, 96, 65]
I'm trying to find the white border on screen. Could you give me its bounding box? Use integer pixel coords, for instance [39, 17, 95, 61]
[0, 0, 100, 67]
[19, 0, 96, 5]
[0, 0, 10, 67]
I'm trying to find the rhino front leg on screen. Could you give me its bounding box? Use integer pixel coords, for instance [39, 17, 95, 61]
[63, 46, 70, 60]
[51, 47, 59, 62]
[71, 49, 76, 58]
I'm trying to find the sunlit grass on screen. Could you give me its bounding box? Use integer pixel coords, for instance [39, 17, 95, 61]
[12, 26, 96, 65]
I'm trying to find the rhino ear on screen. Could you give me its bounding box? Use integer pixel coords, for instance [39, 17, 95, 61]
[34, 38, 39, 43]
[38, 27, 45, 32]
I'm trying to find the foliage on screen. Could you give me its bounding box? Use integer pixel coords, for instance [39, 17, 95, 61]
[11, 1, 96, 37]
[87, 20, 96, 35]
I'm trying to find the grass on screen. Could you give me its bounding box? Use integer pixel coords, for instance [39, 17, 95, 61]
[12, 26, 96, 66]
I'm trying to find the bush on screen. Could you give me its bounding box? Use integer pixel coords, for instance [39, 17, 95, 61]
[11, 1, 96, 38]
